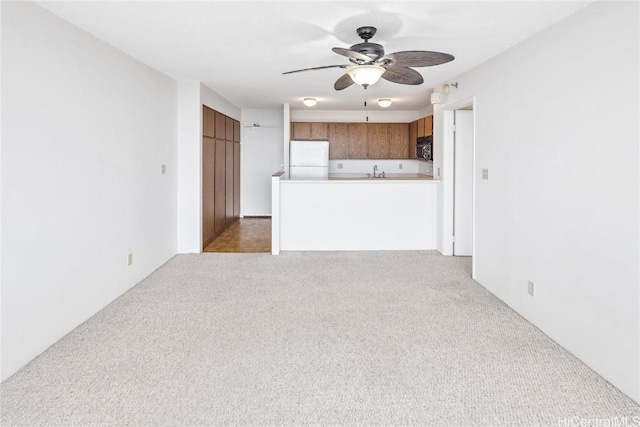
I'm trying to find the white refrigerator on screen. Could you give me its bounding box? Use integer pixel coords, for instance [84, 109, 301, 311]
[289, 140, 329, 179]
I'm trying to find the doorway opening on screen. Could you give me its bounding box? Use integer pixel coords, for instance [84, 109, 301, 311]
[442, 98, 476, 276]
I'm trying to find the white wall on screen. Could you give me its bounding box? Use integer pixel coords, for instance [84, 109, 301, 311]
[176, 80, 202, 253]
[176, 82, 240, 253]
[328, 159, 422, 175]
[1, 2, 178, 380]
[433, 1, 639, 402]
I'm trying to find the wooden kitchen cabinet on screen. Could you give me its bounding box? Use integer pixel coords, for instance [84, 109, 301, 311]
[424, 115, 433, 137]
[388, 123, 409, 159]
[311, 122, 328, 139]
[367, 123, 389, 159]
[215, 112, 226, 140]
[417, 118, 425, 138]
[233, 120, 240, 143]
[291, 122, 311, 139]
[214, 139, 226, 238]
[203, 106, 215, 138]
[225, 117, 234, 141]
[233, 143, 240, 219]
[349, 123, 368, 158]
[225, 141, 234, 226]
[202, 136, 216, 246]
[416, 115, 433, 138]
[291, 122, 329, 140]
[328, 123, 349, 159]
[408, 120, 418, 159]
[203, 106, 241, 249]
[291, 121, 413, 159]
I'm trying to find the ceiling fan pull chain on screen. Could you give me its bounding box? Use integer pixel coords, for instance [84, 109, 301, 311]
[365, 87, 369, 122]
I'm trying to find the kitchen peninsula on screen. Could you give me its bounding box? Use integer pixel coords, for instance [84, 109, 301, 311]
[271, 172, 439, 254]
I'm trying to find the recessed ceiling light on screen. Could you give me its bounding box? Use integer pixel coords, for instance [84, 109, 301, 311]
[303, 98, 317, 107]
[378, 98, 392, 108]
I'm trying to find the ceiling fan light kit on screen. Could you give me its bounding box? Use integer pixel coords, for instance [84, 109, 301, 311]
[303, 97, 317, 107]
[347, 65, 385, 88]
[284, 26, 455, 92]
[378, 98, 392, 108]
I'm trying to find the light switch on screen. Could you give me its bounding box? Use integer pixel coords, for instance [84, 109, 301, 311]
[161, 164, 167, 174]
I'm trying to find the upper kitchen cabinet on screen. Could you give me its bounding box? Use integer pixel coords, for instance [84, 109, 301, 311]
[225, 117, 234, 141]
[215, 112, 226, 140]
[291, 121, 414, 159]
[388, 123, 409, 159]
[203, 106, 215, 138]
[417, 115, 433, 138]
[367, 123, 389, 159]
[349, 123, 368, 158]
[328, 123, 349, 159]
[291, 122, 311, 139]
[424, 116, 433, 137]
[311, 123, 328, 140]
[408, 120, 417, 159]
[291, 122, 329, 140]
[233, 120, 240, 143]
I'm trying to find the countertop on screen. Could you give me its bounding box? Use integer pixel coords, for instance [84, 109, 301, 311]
[328, 173, 435, 181]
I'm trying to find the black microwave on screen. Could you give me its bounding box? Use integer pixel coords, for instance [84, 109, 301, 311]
[416, 136, 433, 161]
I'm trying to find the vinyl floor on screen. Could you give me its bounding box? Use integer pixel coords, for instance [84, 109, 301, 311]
[203, 217, 271, 253]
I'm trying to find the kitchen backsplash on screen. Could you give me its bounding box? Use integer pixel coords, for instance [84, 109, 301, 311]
[329, 159, 433, 176]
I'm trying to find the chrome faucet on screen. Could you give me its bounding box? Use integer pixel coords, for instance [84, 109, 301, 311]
[373, 165, 378, 178]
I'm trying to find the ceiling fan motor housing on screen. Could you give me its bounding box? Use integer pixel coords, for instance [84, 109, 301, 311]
[352, 26, 384, 60]
[349, 42, 385, 61]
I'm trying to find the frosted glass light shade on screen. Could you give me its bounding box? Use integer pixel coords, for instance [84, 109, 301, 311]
[347, 65, 385, 87]
[303, 98, 317, 107]
[378, 98, 392, 108]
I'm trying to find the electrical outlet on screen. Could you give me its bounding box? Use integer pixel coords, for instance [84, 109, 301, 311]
[399, 163, 403, 170]
[527, 281, 534, 297]
[127, 252, 133, 266]
[482, 169, 489, 180]
[337, 163, 343, 169]
[161, 164, 166, 174]
[437, 167, 441, 176]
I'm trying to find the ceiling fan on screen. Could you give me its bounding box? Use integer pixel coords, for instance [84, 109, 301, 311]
[283, 26, 455, 91]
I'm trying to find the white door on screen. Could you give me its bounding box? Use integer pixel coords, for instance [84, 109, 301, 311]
[243, 126, 284, 216]
[453, 110, 473, 256]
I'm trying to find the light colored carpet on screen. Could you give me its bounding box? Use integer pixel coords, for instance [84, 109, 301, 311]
[1, 252, 638, 426]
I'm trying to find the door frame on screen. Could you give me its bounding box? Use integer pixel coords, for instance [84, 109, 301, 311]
[441, 96, 476, 277]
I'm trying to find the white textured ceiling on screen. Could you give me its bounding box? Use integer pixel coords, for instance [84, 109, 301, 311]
[36, 1, 591, 111]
